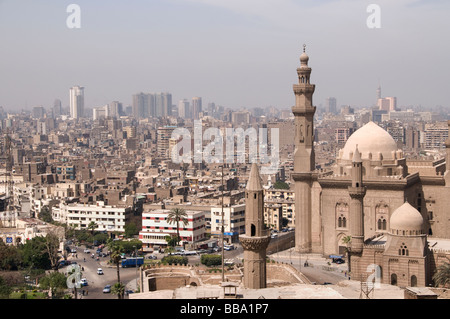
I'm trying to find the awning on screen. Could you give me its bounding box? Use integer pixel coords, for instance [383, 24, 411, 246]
[329, 255, 343, 259]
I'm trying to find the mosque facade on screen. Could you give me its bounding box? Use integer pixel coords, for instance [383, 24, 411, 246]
[292, 48, 450, 287]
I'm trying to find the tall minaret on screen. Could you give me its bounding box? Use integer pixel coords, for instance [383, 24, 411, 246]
[240, 163, 271, 289]
[348, 145, 366, 254]
[292, 45, 316, 253]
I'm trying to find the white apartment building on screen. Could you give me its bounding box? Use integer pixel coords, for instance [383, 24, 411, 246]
[139, 209, 206, 251]
[69, 86, 84, 119]
[210, 203, 245, 243]
[55, 201, 131, 233]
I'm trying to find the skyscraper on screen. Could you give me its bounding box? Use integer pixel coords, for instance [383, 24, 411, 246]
[192, 97, 202, 120]
[69, 86, 84, 119]
[178, 99, 190, 118]
[325, 97, 337, 114]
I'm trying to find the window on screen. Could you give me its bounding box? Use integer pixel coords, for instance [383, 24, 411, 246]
[399, 243, 408, 256]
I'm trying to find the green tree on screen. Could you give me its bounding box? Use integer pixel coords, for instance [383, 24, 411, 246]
[19, 237, 52, 270]
[38, 206, 53, 223]
[0, 240, 21, 271]
[87, 221, 97, 236]
[342, 235, 352, 274]
[433, 262, 450, 288]
[111, 282, 126, 299]
[124, 222, 138, 238]
[39, 271, 67, 299]
[167, 208, 188, 247]
[273, 181, 290, 190]
[107, 239, 125, 299]
[0, 276, 12, 299]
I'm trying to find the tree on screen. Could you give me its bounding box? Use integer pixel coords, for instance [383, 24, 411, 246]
[0, 276, 12, 299]
[273, 181, 290, 190]
[38, 206, 53, 223]
[44, 232, 63, 272]
[433, 262, 450, 288]
[19, 237, 52, 270]
[124, 222, 138, 238]
[342, 235, 352, 274]
[39, 271, 67, 299]
[111, 282, 125, 299]
[167, 208, 188, 247]
[0, 240, 21, 271]
[107, 239, 124, 299]
[87, 221, 97, 236]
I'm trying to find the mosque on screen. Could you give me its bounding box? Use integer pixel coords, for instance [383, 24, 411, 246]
[291, 47, 450, 288]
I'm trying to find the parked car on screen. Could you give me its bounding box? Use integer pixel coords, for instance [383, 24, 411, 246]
[335, 259, 345, 264]
[80, 278, 88, 286]
[146, 255, 157, 260]
[103, 285, 111, 293]
[97, 268, 104, 275]
[83, 249, 90, 253]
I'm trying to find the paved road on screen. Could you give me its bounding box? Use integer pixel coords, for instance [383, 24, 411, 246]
[64, 246, 140, 299]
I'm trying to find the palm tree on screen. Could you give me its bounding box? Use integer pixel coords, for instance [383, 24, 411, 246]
[342, 235, 352, 274]
[433, 262, 450, 288]
[107, 239, 125, 299]
[87, 221, 97, 236]
[167, 208, 188, 248]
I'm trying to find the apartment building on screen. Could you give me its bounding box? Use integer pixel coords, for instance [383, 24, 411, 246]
[139, 209, 206, 251]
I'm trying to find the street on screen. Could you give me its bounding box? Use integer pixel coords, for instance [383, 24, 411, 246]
[64, 245, 140, 299]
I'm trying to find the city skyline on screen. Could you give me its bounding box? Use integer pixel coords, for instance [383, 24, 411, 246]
[0, 0, 449, 111]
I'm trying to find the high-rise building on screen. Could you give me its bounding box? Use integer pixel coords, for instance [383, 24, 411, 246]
[32, 106, 45, 119]
[192, 97, 202, 120]
[325, 97, 337, 114]
[53, 99, 62, 117]
[378, 97, 397, 111]
[108, 101, 123, 118]
[178, 99, 190, 118]
[132, 93, 150, 119]
[69, 86, 84, 119]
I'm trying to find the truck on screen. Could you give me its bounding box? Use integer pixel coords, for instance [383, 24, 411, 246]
[121, 257, 144, 268]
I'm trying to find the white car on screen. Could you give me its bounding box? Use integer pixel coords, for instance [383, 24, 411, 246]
[84, 249, 90, 253]
[97, 268, 104, 275]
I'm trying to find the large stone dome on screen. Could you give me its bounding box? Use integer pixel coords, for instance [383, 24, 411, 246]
[340, 121, 398, 161]
[390, 202, 424, 235]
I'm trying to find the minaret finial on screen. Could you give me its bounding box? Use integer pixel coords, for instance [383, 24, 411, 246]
[303, 44, 306, 53]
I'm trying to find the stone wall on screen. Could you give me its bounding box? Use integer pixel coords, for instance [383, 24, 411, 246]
[266, 232, 295, 254]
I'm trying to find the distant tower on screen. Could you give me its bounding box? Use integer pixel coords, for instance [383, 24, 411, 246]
[348, 145, 366, 257]
[377, 85, 381, 100]
[69, 86, 84, 119]
[240, 163, 271, 289]
[292, 45, 316, 253]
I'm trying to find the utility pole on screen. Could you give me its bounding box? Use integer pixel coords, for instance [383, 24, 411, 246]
[221, 165, 225, 282]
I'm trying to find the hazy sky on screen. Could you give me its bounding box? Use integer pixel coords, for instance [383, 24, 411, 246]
[0, 0, 449, 112]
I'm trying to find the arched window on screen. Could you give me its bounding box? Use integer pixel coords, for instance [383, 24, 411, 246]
[338, 217, 342, 228]
[391, 273, 397, 286]
[411, 275, 417, 287]
[251, 224, 256, 237]
[342, 217, 347, 228]
[399, 243, 408, 256]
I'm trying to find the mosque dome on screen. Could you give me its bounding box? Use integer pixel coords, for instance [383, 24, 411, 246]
[340, 121, 399, 161]
[390, 202, 424, 235]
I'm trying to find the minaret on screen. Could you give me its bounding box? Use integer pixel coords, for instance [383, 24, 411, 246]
[240, 163, 271, 289]
[292, 45, 316, 253]
[348, 145, 366, 254]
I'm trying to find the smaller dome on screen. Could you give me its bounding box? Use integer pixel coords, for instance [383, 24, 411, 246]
[300, 52, 309, 62]
[390, 202, 424, 235]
